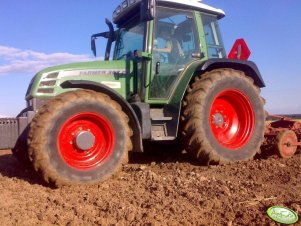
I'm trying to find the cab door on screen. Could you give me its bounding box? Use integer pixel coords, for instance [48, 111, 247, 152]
[148, 6, 200, 101]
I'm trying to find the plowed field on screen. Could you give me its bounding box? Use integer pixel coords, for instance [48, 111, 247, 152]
[0, 145, 300, 226]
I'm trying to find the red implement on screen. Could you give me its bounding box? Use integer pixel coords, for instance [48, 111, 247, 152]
[264, 115, 301, 158]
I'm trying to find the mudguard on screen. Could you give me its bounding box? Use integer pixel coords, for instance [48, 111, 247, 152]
[198, 58, 265, 87]
[60, 80, 143, 152]
[168, 58, 265, 139]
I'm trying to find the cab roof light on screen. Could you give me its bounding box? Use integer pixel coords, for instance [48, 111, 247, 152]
[113, 0, 139, 20]
[122, 0, 128, 9]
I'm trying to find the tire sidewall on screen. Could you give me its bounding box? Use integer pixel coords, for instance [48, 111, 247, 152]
[45, 98, 126, 183]
[201, 75, 265, 161]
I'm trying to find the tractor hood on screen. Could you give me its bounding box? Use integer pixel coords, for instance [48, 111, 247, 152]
[26, 60, 133, 101]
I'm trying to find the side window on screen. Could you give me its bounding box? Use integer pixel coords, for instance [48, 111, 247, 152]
[178, 19, 197, 57]
[202, 14, 226, 58]
[149, 7, 199, 99]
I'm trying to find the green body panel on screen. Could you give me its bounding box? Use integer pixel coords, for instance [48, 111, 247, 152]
[27, 60, 134, 100]
[195, 11, 208, 60]
[169, 60, 204, 105]
[144, 21, 155, 103]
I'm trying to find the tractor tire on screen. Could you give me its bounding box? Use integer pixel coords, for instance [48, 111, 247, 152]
[276, 129, 297, 158]
[12, 109, 32, 167]
[12, 139, 31, 167]
[181, 69, 265, 165]
[28, 90, 132, 186]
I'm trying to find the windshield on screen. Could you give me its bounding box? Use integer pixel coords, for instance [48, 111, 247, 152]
[114, 20, 146, 60]
[202, 14, 226, 58]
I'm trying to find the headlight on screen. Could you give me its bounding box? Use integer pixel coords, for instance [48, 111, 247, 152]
[27, 98, 34, 107]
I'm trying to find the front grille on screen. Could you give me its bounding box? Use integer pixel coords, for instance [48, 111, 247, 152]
[39, 80, 57, 87]
[44, 72, 59, 79]
[37, 88, 55, 94]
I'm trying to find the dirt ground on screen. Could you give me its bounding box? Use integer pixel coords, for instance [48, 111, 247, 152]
[0, 144, 301, 226]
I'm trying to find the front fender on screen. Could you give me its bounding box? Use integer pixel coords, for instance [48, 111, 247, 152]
[60, 80, 143, 152]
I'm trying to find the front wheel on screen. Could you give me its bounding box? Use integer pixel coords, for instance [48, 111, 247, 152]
[181, 69, 265, 164]
[12, 108, 32, 167]
[28, 90, 132, 186]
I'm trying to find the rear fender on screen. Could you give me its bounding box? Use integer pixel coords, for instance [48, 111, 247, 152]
[168, 59, 265, 138]
[199, 58, 265, 87]
[60, 80, 143, 152]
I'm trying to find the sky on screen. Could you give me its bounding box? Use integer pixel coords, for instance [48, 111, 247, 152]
[0, 0, 301, 117]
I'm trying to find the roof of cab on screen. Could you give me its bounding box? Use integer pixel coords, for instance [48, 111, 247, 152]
[157, 0, 225, 18]
[113, 0, 225, 26]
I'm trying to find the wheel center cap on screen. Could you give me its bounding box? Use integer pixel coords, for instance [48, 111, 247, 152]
[213, 113, 224, 127]
[75, 131, 95, 151]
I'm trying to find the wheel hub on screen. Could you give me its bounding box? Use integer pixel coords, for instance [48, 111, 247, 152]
[75, 131, 95, 151]
[213, 112, 224, 127]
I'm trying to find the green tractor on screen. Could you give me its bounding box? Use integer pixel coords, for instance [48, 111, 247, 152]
[0, 0, 266, 186]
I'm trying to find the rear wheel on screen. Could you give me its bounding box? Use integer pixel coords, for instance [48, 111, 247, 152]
[28, 90, 132, 186]
[181, 69, 265, 164]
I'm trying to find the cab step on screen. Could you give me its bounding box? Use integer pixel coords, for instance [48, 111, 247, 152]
[150, 109, 176, 141]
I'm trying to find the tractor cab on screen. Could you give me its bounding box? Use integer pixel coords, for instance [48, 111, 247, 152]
[92, 0, 226, 101]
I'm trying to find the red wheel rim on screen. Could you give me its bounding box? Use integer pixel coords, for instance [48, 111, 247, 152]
[210, 89, 255, 150]
[57, 112, 114, 170]
[279, 131, 297, 158]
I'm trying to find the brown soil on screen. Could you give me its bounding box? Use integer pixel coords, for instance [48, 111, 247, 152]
[0, 145, 301, 226]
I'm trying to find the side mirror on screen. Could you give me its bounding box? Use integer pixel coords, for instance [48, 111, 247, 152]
[140, 0, 155, 22]
[91, 37, 97, 57]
